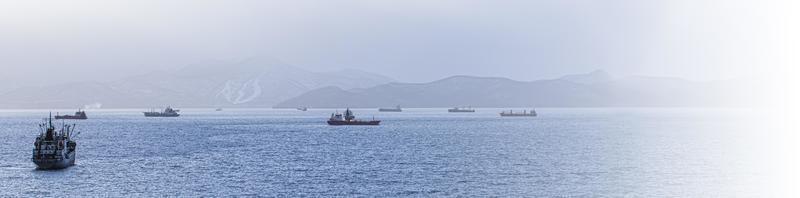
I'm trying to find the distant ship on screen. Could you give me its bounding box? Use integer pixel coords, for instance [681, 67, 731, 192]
[500, 109, 537, 117]
[378, 105, 402, 112]
[144, 106, 180, 117]
[448, 106, 475, 113]
[215, 108, 223, 111]
[328, 108, 380, 125]
[32, 114, 78, 169]
[55, 109, 87, 120]
[297, 107, 308, 111]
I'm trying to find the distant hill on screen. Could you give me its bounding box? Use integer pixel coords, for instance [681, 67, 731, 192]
[274, 70, 757, 108]
[0, 58, 394, 108]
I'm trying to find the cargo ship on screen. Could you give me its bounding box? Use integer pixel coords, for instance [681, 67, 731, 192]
[144, 106, 180, 117]
[55, 109, 87, 120]
[327, 108, 380, 125]
[448, 106, 475, 113]
[32, 114, 78, 169]
[378, 105, 402, 112]
[500, 109, 537, 117]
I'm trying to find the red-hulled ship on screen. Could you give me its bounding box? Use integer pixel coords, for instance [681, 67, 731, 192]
[327, 108, 380, 125]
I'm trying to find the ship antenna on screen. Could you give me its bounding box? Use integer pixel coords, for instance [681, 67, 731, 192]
[48, 112, 53, 129]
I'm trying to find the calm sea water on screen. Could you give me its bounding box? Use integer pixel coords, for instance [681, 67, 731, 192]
[0, 108, 778, 197]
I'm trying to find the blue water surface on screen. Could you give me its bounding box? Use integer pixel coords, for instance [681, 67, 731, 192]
[0, 108, 774, 197]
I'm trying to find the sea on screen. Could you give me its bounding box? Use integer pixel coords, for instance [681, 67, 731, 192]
[0, 108, 785, 197]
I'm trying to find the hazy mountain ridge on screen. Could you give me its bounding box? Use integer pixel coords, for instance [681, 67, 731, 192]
[0, 59, 394, 108]
[275, 70, 757, 108]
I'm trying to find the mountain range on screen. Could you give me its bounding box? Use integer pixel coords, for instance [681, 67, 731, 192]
[0, 58, 393, 108]
[0, 61, 756, 109]
[275, 70, 757, 108]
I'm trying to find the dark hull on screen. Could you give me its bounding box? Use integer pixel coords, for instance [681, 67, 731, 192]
[327, 120, 381, 125]
[500, 114, 537, 117]
[33, 153, 75, 170]
[54, 115, 87, 120]
[143, 112, 180, 117]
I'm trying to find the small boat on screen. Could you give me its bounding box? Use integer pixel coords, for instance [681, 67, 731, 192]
[32, 114, 78, 169]
[215, 108, 223, 111]
[144, 106, 180, 117]
[297, 107, 308, 111]
[378, 105, 402, 112]
[55, 109, 87, 120]
[327, 108, 380, 125]
[500, 109, 537, 117]
[448, 106, 475, 113]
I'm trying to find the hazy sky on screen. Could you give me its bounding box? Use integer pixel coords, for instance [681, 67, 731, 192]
[0, 0, 795, 86]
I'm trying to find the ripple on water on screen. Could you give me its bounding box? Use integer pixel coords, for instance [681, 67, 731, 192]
[0, 109, 772, 197]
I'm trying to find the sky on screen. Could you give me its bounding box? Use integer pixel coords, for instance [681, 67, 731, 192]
[0, 0, 796, 87]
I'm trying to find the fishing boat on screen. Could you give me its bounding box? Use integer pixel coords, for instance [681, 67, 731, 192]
[297, 107, 308, 111]
[32, 114, 78, 169]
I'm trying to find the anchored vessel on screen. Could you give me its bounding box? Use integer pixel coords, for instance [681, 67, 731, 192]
[378, 105, 402, 112]
[144, 106, 180, 117]
[448, 107, 475, 113]
[55, 109, 87, 120]
[297, 107, 308, 111]
[500, 109, 537, 117]
[215, 108, 223, 111]
[32, 114, 77, 169]
[328, 108, 380, 125]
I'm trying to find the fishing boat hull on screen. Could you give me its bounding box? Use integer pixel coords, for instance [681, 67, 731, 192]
[32, 145, 76, 170]
[33, 154, 75, 170]
[327, 120, 381, 125]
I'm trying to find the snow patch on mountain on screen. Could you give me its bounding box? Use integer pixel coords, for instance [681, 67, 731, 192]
[217, 78, 263, 104]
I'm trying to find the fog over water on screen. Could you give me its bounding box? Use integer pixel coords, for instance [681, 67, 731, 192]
[0, 0, 795, 88]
